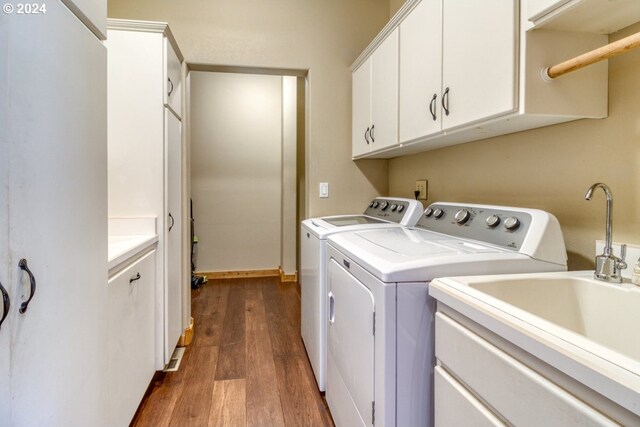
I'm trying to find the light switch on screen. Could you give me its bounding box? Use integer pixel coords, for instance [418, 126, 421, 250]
[319, 182, 329, 198]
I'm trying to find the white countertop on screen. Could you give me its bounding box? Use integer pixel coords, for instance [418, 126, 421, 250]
[108, 234, 158, 272]
[108, 217, 158, 273]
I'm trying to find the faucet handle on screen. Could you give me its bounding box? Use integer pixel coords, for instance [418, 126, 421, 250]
[618, 244, 628, 270]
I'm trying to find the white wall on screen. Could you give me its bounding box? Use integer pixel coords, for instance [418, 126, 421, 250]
[191, 71, 297, 273]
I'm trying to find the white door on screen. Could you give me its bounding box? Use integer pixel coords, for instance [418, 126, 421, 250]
[6, 3, 108, 426]
[399, 0, 443, 143]
[300, 226, 324, 390]
[370, 28, 399, 152]
[165, 109, 183, 362]
[352, 58, 372, 157]
[327, 258, 375, 427]
[442, 0, 518, 130]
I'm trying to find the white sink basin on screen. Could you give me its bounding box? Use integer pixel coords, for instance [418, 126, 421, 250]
[466, 273, 640, 363]
[430, 271, 640, 417]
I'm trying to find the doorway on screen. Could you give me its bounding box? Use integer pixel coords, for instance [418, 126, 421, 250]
[188, 69, 306, 279]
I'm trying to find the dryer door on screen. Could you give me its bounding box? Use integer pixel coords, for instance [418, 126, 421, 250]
[327, 258, 375, 427]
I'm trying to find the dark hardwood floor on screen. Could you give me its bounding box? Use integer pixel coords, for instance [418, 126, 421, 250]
[132, 277, 334, 427]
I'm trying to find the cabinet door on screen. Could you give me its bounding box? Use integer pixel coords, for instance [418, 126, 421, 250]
[399, 0, 443, 143]
[108, 250, 157, 427]
[165, 109, 183, 363]
[352, 57, 372, 158]
[442, 0, 517, 130]
[164, 38, 182, 118]
[371, 28, 399, 151]
[0, 10, 10, 422]
[7, 3, 108, 426]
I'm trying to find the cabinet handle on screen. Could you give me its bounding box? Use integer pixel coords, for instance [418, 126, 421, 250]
[0, 280, 9, 331]
[370, 124, 375, 143]
[167, 77, 174, 97]
[442, 87, 450, 116]
[129, 273, 141, 284]
[168, 213, 175, 232]
[429, 94, 437, 121]
[18, 259, 36, 314]
[328, 291, 335, 324]
[364, 127, 370, 144]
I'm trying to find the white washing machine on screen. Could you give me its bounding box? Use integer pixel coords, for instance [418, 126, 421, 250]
[301, 197, 423, 392]
[325, 202, 568, 427]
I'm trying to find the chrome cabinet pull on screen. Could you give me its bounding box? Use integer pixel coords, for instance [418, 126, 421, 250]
[364, 127, 370, 144]
[370, 124, 375, 142]
[442, 87, 450, 116]
[429, 94, 437, 121]
[18, 259, 36, 314]
[168, 213, 175, 232]
[129, 273, 141, 284]
[167, 77, 174, 97]
[0, 280, 9, 330]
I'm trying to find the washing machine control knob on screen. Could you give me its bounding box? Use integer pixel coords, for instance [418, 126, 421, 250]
[486, 214, 501, 228]
[504, 216, 520, 230]
[369, 201, 375, 208]
[373, 201, 380, 208]
[397, 205, 405, 213]
[390, 204, 398, 211]
[380, 201, 389, 210]
[433, 208, 444, 219]
[424, 208, 434, 217]
[454, 209, 471, 224]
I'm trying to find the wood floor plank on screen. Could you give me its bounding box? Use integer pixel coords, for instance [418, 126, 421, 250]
[208, 379, 247, 427]
[261, 279, 307, 358]
[274, 355, 334, 427]
[168, 346, 219, 427]
[245, 282, 286, 427]
[214, 283, 246, 380]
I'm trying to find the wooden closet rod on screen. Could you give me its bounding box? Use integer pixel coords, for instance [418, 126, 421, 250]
[543, 31, 640, 80]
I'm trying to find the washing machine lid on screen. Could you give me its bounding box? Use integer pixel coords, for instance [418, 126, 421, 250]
[328, 227, 543, 283]
[322, 215, 387, 226]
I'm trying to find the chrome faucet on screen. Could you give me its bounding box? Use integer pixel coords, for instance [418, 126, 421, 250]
[584, 183, 627, 283]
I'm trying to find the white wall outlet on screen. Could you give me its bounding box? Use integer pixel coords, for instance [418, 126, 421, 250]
[415, 179, 428, 200]
[319, 182, 329, 198]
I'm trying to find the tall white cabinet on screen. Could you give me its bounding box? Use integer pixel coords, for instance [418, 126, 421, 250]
[1, 1, 109, 425]
[107, 20, 185, 368]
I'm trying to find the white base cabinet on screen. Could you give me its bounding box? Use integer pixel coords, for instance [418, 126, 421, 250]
[107, 20, 185, 369]
[434, 309, 635, 426]
[108, 249, 157, 427]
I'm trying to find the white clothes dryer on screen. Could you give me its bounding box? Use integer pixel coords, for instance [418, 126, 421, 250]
[325, 202, 568, 427]
[301, 197, 423, 392]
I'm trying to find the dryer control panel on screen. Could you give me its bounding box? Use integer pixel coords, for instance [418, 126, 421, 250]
[418, 203, 534, 251]
[362, 197, 423, 226]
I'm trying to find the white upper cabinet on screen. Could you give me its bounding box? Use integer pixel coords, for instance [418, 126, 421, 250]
[164, 38, 182, 118]
[352, 0, 608, 159]
[441, 0, 517, 130]
[352, 58, 372, 157]
[399, 0, 442, 143]
[352, 29, 399, 157]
